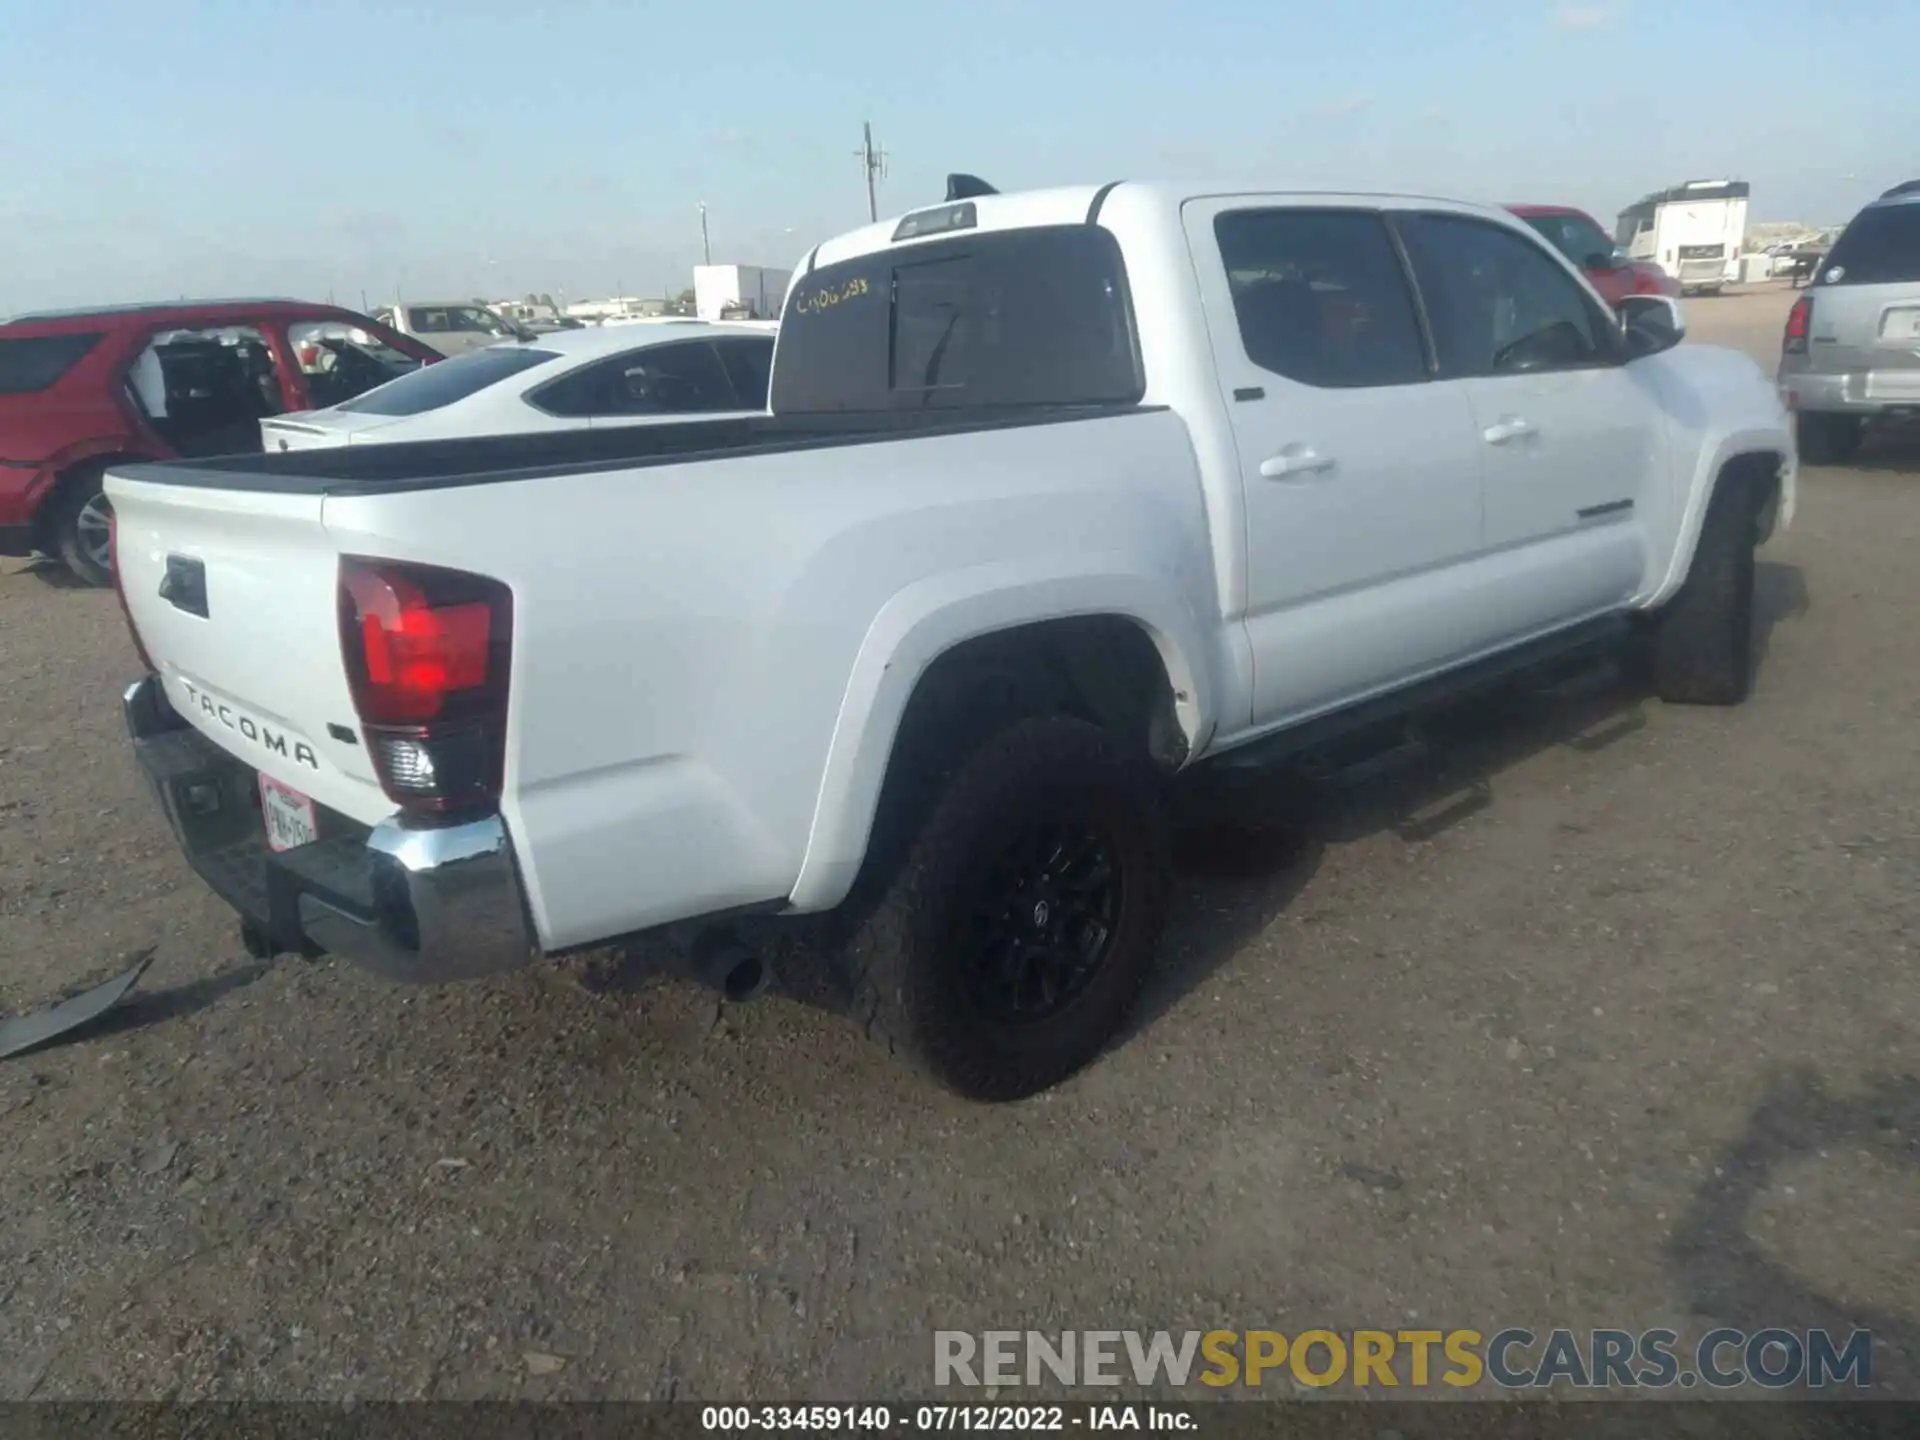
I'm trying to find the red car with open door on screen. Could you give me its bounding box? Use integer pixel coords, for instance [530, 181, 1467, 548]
[1507, 204, 1681, 307]
[0, 299, 438, 585]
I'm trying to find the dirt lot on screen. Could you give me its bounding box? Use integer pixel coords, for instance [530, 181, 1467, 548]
[2, 286, 1917, 1402]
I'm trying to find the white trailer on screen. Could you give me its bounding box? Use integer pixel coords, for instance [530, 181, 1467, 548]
[693, 264, 792, 322]
[1616, 180, 1750, 295]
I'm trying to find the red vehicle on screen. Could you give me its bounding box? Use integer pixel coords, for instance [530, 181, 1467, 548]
[1, 299, 439, 584]
[1506, 205, 1681, 307]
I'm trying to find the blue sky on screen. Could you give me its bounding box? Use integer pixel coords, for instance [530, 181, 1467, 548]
[2, 0, 1913, 313]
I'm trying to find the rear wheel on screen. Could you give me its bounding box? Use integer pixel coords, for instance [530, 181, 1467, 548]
[1646, 477, 1757, 706]
[1796, 412, 1864, 466]
[50, 466, 115, 587]
[846, 715, 1172, 1102]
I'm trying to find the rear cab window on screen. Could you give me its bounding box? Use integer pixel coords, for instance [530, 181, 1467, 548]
[770, 225, 1142, 413]
[0, 332, 105, 394]
[1821, 204, 1920, 286]
[337, 346, 559, 416]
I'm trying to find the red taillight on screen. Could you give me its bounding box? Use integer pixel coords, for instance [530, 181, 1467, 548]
[339, 557, 512, 814]
[109, 507, 157, 671]
[1784, 296, 1812, 354]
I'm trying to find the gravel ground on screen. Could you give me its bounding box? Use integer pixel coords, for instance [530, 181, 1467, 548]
[1, 286, 1916, 1402]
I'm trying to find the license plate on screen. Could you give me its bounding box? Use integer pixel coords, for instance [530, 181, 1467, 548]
[1880, 309, 1920, 341]
[259, 773, 318, 853]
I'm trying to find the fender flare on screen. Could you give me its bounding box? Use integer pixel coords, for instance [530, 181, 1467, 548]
[785, 561, 1214, 912]
[1645, 428, 1795, 609]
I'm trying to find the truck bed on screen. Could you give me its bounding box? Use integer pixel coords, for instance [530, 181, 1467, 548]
[116, 402, 1156, 496]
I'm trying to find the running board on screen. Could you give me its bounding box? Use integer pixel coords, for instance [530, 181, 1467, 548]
[1207, 615, 1632, 775]
[1297, 723, 1429, 791]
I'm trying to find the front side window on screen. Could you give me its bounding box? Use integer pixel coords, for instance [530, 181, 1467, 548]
[770, 225, 1141, 414]
[336, 345, 557, 416]
[1213, 209, 1429, 389]
[0, 332, 103, 394]
[1518, 213, 1616, 271]
[1398, 213, 1616, 376]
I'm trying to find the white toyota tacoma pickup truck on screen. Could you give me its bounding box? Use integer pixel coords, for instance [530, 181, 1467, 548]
[107, 179, 1796, 1101]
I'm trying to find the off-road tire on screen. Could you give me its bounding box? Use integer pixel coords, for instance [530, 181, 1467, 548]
[49, 464, 114, 586]
[845, 715, 1172, 1102]
[1647, 477, 1757, 706]
[1796, 412, 1863, 466]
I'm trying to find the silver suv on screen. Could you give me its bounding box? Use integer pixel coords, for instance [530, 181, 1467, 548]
[1778, 181, 1920, 463]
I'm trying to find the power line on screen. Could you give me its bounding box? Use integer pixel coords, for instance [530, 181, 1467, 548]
[855, 121, 888, 223]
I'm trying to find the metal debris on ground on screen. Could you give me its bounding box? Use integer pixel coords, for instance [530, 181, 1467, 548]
[0, 948, 157, 1062]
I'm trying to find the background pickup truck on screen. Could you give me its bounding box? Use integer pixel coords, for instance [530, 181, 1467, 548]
[107, 180, 1796, 1101]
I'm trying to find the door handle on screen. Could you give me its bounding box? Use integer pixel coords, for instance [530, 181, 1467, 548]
[1258, 446, 1336, 479]
[1482, 417, 1536, 445]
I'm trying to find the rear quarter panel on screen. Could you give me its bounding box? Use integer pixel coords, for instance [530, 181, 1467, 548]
[321, 409, 1221, 949]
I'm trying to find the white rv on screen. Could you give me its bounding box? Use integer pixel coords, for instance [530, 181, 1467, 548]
[1616, 180, 1750, 295]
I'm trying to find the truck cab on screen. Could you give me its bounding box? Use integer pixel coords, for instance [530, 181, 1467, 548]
[374, 301, 533, 356]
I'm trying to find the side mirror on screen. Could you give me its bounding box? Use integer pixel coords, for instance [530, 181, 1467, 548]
[1618, 294, 1685, 358]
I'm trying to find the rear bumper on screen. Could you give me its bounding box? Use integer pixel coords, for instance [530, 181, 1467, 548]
[123, 673, 535, 983]
[1779, 369, 1920, 416]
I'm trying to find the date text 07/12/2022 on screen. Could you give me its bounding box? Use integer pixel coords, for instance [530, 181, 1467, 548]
[701, 1405, 1193, 1432]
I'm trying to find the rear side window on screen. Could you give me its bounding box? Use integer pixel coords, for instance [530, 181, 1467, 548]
[337, 345, 558, 416]
[770, 225, 1142, 413]
[1821, 204, 1920, 286]
[532, 339, 744, 417]
[0, 332, 104, 394]
[1214, 209, 1429, 388]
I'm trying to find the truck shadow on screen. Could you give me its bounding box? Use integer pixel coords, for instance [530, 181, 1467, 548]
[1127, 562, 1805, 1042]
[1667, 1068, 1919, 1395]
[1754, 559, 1810, 670]
[1125, 666, 1650, 1041]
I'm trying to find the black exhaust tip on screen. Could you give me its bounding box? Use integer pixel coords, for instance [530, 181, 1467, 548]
[689, 928, 774, 1003]
[721, 954, 772, 1003]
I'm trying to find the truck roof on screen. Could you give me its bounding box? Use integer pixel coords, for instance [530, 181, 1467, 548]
[805, 180, 1514, 272]
[1617, 180, 1751, 226]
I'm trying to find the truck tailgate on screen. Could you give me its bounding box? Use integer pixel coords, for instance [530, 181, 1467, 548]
[108, 471, 393, 827]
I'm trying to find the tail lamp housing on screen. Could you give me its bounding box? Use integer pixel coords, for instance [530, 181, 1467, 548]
[1783, 296, 1812, 355]
[338, 557, 513, 815]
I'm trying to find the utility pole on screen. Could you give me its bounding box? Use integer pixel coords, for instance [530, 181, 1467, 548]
[855, 121, 888, 222]
[698, 202, 711, 265]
